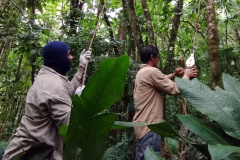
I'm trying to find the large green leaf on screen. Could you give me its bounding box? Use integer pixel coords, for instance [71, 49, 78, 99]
[177, 115, 239, 145]
[102, 141, 126, 160]
[208, 144, 240, 160]
[113, 120, 211, 158]
[165, 137, 178, 154]
[0, 141, 7, 159]
[148, 122, 179, 139]
[175, 78, 240, 139]
[62, 55, 130, 160]
[59, 125, 68, 142]
[112, 121, 179, 138]
[112, 121, 149, 130]
[223, 73, 240, 100]
[82, 55, 130, 115]
[144, 147, 165, 160]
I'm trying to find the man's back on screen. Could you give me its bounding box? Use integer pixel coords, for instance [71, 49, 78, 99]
[133, 64, 179, 139]
[3, 66, 72, 160]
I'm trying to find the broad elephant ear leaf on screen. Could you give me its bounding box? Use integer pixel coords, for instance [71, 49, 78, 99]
[147, 122, 179, 139]
[102, 141, 126, 160]
[208, 144, 240, 160]
[176, 114, 240, 145]
[112, 121, 149, 130]
[112, 121, 179, 138]
[0, 141, 7, 159]
[113, 119, 211, 158]
[62, 55, 130, 160]
[175, 77, 240, 139]
[222, 73, 240, 100]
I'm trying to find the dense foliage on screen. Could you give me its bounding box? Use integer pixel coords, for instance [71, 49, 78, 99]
[0, 0, 240, 159]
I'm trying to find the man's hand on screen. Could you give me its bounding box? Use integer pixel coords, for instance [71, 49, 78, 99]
[75, 85, 85, 96]
[167, 67, 185, 80]
[174, 67, 185, 77]
[183, 67, 198, 79]
[79, 49, 92, 68]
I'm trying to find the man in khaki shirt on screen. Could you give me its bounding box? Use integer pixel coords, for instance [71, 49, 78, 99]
[133, 45, 198, 160]
[3, 41, 91, 160]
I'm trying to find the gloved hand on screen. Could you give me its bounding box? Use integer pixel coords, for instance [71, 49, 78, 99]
[75, 85, 85, 96]
[79, 49, 92, 68]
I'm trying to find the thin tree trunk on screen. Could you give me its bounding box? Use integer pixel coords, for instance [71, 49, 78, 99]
[225, 20, 228, 45]
[206, 0, 221, 89]
[0, 40, 10, 69]
[118, 19, 126, 55]
[70, 0, 77, 34]
[0, 96, 13, 140]
[100, 0, 119, 56]
[235, 29, 240, 45]
[69, 0, 84, 34]
[125, 0, 143, 61]
[12, 96, 21, 129]
[141, 0, 156, 46]
[31, 0, 36, 84]
[225, 7, 228, 45]
[31, 58, 35, 84]
[164, 0, 183, 74]
[122, 0, 136, 57]
[0, 41, 7, 68]
[0, 41, 6, 58]
[15, 54, 23, 82]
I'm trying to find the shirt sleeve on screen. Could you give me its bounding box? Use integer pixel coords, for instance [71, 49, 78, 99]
[166, 73, 174, 80]
[151, 69, 180, 95]
[49, 91, 72, 129]
[68, 67, 85, 95]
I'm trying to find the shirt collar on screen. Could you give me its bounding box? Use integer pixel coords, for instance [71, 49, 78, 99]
[139, 64, 151, 69]
[41, 65, 69, 81]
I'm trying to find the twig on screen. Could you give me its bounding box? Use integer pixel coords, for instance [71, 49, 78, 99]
[181, 20, 205, 39]
[9, 0, 33, 30]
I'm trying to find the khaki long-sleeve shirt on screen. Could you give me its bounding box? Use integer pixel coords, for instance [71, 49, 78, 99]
[3, 65, 84, 160]
[133, 64, 180, 139]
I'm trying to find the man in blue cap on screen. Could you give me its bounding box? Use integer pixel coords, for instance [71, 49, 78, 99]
[3, 41, 91, 160]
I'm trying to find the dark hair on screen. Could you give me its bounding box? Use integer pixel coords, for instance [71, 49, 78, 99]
[140, 45, 159, 63]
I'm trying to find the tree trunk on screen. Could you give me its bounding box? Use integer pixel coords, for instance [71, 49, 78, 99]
[0, 96, 13, 140]
[31, 0, 36, 84]
[206, 0, 221, 89]
[141, 0, 156, 47]
[235, 29, 240, 45]
[15, 54, 23, 82]
[164, 0, 183, 74]
[0, 41, 7, 68]
[225, 20, 228, 45]
[69, 0, 84, 34]
[0, 41, 6, 58]
[225, 7, 228, 45]
[0, 40, 10, 69]
[118, 19, 126, 55]
[122, 0, 136, 58]
[100, 0, 119, 57]
[125, 0, 143, 61]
